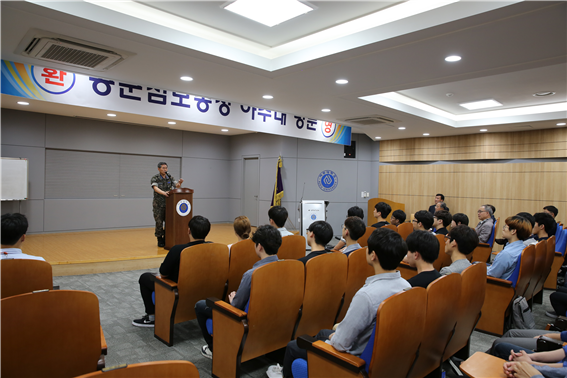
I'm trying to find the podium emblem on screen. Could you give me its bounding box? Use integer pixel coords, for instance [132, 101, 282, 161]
[176, 199, 191, 217]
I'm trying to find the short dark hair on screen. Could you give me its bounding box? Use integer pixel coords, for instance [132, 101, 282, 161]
[534, 212, 555, 233]
[251, 225, 282, 255]
[506, 215, 533, 241]
[452, 213, 469, 226]
[307, 221, 334, 247]
[516, 212, 535, 228]
[392, 209, 406, 223]
[406, 230, 439, 264]
[448, 225, 479, 255]
[188, 215, 211, 239]
[344, 216, 366, 241]
[434, 210, 452, 228]
[436, 193, 445, 201]
[367, 228, 408, 270]
[437, 202, 449, 211]
[268, 206, 288, 228]
[544, 206, 559, 218]
[1, 213, 28, 245]
[414, 210, 434, 230]
[487, 204, 496, 215]
[157, 162, 168, 168]
[374, 202, 392, 218]
[347, 206, 364, 219]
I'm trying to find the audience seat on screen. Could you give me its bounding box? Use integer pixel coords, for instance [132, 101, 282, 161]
[476, 244, 535, 336]
[226, 239, 259, 301]
[397, 222, 413, 241]
[1, 259, 53, 299]
[470, 242, 492, 264]
[541, 235, 557, 291]
[153, 243, 229, 346]
[432, 234, 451, 271]
[545, 226, 567, 290]
[278, 235, 306, 260]
[381, 224, 398, 232]
[1, 290, 105, 378]
[208, 260, 304, 378]
[74, 361, 199, 378]
[524, 240, 547, 303]
[397, 261, 418, 281]
[335, 247, 375, 323]
[294, 252, 348, 338]
[408, 273, 462, 378]
[357, 227, 376, 248]
[460, 352, 507, 378]
[295, 287, 427, 378]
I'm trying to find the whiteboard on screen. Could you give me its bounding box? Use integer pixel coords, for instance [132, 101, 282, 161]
[1, 158, 28, 201]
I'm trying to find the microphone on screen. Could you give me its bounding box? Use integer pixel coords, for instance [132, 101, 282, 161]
[166, 172, 175, 190]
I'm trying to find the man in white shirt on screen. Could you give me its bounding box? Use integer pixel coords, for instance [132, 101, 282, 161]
[268, 206, 294, 237]
[1, 213, 45, 261]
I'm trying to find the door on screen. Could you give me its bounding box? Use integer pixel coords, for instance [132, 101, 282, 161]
[243, 157, 259, 226]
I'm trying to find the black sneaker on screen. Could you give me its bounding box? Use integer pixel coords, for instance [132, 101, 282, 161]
[132, 314, 155, 327]
[157, 237, 165, 248]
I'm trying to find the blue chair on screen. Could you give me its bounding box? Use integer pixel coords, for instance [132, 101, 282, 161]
[556, 227, 567, 256]
[205, 300, 249, 336]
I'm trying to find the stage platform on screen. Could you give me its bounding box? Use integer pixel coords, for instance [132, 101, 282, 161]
[24, 223, 244, 276]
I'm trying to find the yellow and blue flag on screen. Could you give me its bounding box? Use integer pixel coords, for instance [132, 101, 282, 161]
[271, 156, 284, 207]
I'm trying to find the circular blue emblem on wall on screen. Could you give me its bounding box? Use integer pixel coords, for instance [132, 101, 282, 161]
[311, 214, 317, 220]
[317, 170, 338, 192]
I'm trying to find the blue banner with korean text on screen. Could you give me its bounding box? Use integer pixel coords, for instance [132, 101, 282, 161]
[1, 60, 352, 146]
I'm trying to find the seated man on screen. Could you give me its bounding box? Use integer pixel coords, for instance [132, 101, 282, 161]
[490, 329, 566, 357]
[544, 205, 559, 237]
[390, 209, 406, 226]
[132, 215, 210, 327]
[334, 206, 364, 251]
[341, 216, 366, 257]
[451, 213, 469, 227]
[405, 230, 441, 288]
[494, 340, 567, 377]
[487, 215, 532, 280]
[266, 228, 410, 378]
[433, 210, 452, 235]
[428, 193, 444, 215]
[1, 213, 45, 261]
[475, 204, 495, 243]
[525, 212, 555, 246]
[497, 212, 534, 246]
[196, 225, 282, 358]
[298, 221, 333, 265]
[371, 202, 391, 228]
[440, 225, 479, 275]
[269, 206, 293, 237]
[435, 201, 450, 213]
[412, 210, 434, 232]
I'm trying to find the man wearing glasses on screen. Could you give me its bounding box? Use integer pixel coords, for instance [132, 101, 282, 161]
[475, 205, 494, 243]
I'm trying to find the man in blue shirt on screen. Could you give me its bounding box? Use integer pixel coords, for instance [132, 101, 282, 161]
[487, 215, 532, 280]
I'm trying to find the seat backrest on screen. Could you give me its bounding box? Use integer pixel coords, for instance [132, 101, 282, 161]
[176, 243, 229, 322]
[526, 240, 548, 300]
[556, 227, 567, 256]
[443, 263, 487, 360]
[1, 259, 53, 299]
[408, 273, 462, 378]
[543, 236, 556, 279]
[294, 252, 348, 338]
[510, 245, 535, 297]
[278, 235, 306, 260]
[242, 260, 304, 362]
[432, 234, 449, 271]
[358, 227, 376, 248]
[2, 290, 102, 378]
[226, 239, 259, 299]
[335, 247, 375, 322]
[381, 224, 398, 232]
[486, 218, 500, 248]
[74, 361, 200, 378]
[365, 287, 427, 378]
[397, 222, 413, 241]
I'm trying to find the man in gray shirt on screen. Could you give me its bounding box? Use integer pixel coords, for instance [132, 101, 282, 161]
[475, 204, 495, 243]
[266, 228, 410, 378]
[440, 225, 479, 275]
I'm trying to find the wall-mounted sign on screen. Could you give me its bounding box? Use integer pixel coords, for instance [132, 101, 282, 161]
[1, 60, 352, 146]
[317, 170, 338, 192]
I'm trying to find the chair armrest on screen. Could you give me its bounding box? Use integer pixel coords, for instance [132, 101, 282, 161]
[297, 335, 365, 374]
[536, 336, 564, 352]
[487, 276, 513, 288]
[207, 297, 247, 320]
[555, 251, 563, 257]
[100, 327, 107, 355]
[549, 316, 567, 331]
[479, 242, 490, 248]
[153, 275, 178, 290]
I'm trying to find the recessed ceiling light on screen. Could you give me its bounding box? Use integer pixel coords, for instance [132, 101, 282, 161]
[480, 129, 488, 132]
[321, 109, 330, 112]
[423, 133, 430, 136]
[398, 127, 406, 130]
[375, 136, 381, 139]
[168, 121, 176, 125]
[17, 101, 29, 105]
[445, 55, 461, 62]
[180, 76, 193, 82]
[557, 122, 566, 126]
[263, 95, 273, 99]
[221, 129, 229, 132]
[107, 113, 116, 117]
[533, 91, 555, 97]
[224, 0, 313, 27]
[336, 79, 348, 84]
[459, 99, 502, 110]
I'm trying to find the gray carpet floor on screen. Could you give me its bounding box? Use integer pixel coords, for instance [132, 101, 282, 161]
[54, 269, 556, 378]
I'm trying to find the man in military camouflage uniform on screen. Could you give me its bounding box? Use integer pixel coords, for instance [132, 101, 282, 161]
[151, 162, 183, 247]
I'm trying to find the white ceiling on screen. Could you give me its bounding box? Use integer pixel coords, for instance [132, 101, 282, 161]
[1, 1, 566, 141]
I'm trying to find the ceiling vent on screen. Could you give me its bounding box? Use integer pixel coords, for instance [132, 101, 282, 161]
[344, 115, 396, 126]
[17, 29, 134, 71]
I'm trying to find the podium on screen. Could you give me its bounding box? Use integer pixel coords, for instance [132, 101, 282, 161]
[165, 188, 194, 250]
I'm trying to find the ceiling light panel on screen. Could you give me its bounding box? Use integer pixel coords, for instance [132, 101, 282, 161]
[224, 0, 313, 27]
[459, 99, 502, 110]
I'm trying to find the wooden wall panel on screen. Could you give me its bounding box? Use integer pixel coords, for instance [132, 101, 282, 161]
[379, 162, 567, 249]
[380, 128, 567, 162]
